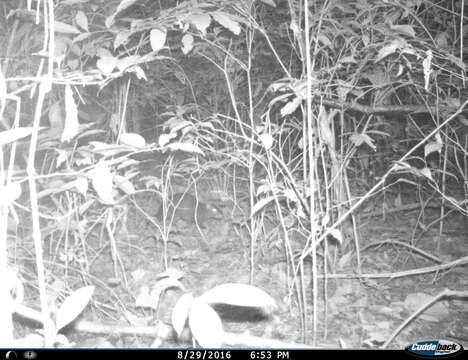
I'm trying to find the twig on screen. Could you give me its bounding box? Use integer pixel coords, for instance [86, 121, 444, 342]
[299, 99, 468, 263]
[74, 319, 318, 348]
[362, 239, 442, 264]
[360, 200, 467, 218]
[318, 97, 456, 116]
[382, 289, 468, 348]
[320, 255, 468, 279]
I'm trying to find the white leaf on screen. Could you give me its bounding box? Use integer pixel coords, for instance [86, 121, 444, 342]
[158, 132, 177, 146]
[55, 149, 68, 168]
[423, 50, 433, 91]
[114, 30, 132, 49]
[0, 182, 22, 206]
[61, 85, 79, 142]
[419, 167, 434, 181]
[251, 196, 275, 216]
[187, 13, 211, 35]
[96, 56, 118, 76]
[73, 32, 94, 43]
[258, 133, 273, 150]
[392, 161, 411, 171]
[256, 183, 274, 196]
[375, 41, 399, 63]
[172, 293, 194, 337]
[114, 174, 135, 195]
[317, 33, 332, 48]
[150, 28, 167, 52]
[71, 177, 88, 196]
[199, 283, 277, 309]
[55, 286, 95, 332]
[116, 55, 140, 71]
[390, 24, 415, 38]
[105, 0, 140, 28]
[329, 228, 343, 245]
[61, 0, 90, 5]
[189, 299, 224, 348]
[91, 163, 115, 205]
[163, 118, 192, 132]
[167, 142, 204, 155]
[75, 11, 89, 32]
[349, 132, 376, 151]
[181, 34, 194, 55]
[259, 0, 276, 7]
[424, 141, 442, 157]
[114, 0, 138, 14]
[54, 21, 81, 34]
[280, 97, 301, 117]
[211, 11, 241, 35]
[339, 56, 357, 64]
[119, 132, 146, 148]
[0, 127, 34, 146]
[283, 189, 298, 203]
[319, 108, 334, 148]
[128, 66, 147, 80]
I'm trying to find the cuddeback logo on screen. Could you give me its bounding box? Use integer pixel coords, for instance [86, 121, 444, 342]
[406, 340, 464, 358]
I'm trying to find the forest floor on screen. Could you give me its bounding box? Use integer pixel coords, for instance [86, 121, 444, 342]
[12, 188, 468, 348]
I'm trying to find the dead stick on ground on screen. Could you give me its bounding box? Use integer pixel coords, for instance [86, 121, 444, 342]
[321, 255, 468, 279]
[382, 289, 468, 348]
[74, 319, 317, 348]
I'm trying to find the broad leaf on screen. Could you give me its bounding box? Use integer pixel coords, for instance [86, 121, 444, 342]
[172, 293, 193, 337]
[54, 21, 81, 34]
[211, 11, 241, 35]
[96, 56, 118, 76]
[61, 85, 79, 142]
[55, 286, 95, 332]
[0, 127, 35, 145]
[187, 13, 211, 35]
[150, 29, 167, 52]
[120, 133, 146, 148]
[189, 299, 224, 348]
[75, 11, 89, 32]
[91, 163, 115, 205]
[181, 34, 194, 55]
